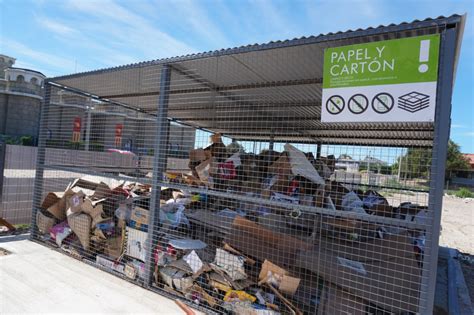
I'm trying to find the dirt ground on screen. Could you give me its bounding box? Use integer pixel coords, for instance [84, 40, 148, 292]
[385, 192, 474, 306]
[440, 195, 474, 308]
[385, 192, 473, 255]
[439, 195, 474, 255]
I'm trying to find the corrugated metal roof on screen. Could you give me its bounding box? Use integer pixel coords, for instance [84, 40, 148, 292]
[50, 15, 462, 82]
[49, 14, 465, 147]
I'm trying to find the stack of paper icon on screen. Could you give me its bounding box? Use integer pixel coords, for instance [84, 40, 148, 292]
[398, 92, 430, 112]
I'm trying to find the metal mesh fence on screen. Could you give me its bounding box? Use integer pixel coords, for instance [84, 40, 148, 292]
[28, 17, 461, 314]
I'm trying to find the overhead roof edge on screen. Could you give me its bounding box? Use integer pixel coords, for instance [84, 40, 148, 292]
[49, 14, 463, 82]
[452, 13, 467, 87]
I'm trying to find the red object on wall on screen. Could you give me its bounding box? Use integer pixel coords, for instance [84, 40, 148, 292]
[114, 124, 123, 147]
[72, 117, 82, 142]
[73, 117, 82, 132]
[115, 124, 123, 137]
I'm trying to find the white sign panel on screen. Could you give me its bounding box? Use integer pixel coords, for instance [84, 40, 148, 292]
[322, 34, 440, 123]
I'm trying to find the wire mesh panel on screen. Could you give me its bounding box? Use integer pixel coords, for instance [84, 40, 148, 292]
[30, 15, 463, 315]
[30, 81, 167, 286]
[0, 143, 37, 225]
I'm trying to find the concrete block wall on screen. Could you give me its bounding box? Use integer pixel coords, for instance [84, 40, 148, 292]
[0, 145, 190, 224]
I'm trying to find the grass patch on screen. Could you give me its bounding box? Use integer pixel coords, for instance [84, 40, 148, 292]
[447, 188, 474, 198]
[14, 224, 31, 229]
[384, 178, 427, 194]
[379, 190, 394, 197]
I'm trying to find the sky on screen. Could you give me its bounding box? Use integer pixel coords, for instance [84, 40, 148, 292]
[1, 0, 473, 153]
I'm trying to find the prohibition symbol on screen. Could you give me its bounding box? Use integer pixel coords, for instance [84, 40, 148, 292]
[348, 94, 369, 114]
[326, 95, 345, 115]
[372, 92, 394, 114]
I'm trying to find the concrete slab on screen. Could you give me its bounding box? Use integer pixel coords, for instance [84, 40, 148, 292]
[0, 236, 202, 314]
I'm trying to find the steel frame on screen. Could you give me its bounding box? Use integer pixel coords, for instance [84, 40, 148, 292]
[30, 15, 464, 314]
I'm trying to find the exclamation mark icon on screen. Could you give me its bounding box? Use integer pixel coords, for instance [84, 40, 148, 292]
[418, 39, 430, 73]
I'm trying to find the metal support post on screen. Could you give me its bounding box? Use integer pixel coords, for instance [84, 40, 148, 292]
[316, 142, 322, 159]
[420, 26, 457, 314]
[85, 108, 92, 151]
[0, 139, 5, 205]
[269, 130, 275, 151]
[144, 65, 172, 287]
[30, 82, 51, 238]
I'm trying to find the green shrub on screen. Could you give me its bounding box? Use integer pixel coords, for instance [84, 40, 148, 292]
[20, 136, 34, 146]
[454, 188, 474, 198]
[89, 142, 104, 152]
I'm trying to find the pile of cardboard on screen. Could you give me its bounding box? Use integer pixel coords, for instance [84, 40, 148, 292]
[153, 231, 302, 314]
[36, 176, 153, 280]
[162, 135, 425, 314]
[35, 134, 426, 314]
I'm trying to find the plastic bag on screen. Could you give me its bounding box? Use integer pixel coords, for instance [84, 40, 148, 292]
[159, 203, 189, 228]
[341, 191, 366, 214]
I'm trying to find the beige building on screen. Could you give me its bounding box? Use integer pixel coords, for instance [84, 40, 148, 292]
[0, 54, 45, 141]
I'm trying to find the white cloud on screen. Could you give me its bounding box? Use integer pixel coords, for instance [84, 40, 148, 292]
[251, 0, 299, 37]
[166, 0, 230, 48]
[452, 124, 468, 128]
[304, 0, 386, 35]
[65, 0, 196, 59]
[2, 38, 76, 75]
[36, 16, 77, 35]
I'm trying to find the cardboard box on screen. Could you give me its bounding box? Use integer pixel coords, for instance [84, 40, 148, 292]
[96, 255, 125, 274]
[67, 192, 85, 213]
[129, 206, 149, 231]
[105, 232, 124, 260]
[126, 226, 147, 262]
[268, 153, 292, 178]
[226, 216, 312, 267]
[259, 260, 300, 296]
[70, 176, 119, 199]
[159, 266, 194, 293]
[189, 149, 207, 163]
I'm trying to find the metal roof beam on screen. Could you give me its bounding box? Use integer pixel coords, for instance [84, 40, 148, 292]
[99, 77, 322, 99]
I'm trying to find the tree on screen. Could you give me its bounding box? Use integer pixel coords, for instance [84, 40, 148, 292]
[338, 154, 352, 160]
[392, 148, 432, 179]
[445, 140, 470, 179]
[391, 139, 469, 180]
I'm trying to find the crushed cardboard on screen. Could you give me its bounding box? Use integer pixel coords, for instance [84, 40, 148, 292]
[214, 248, 247, 281]
[295, 233, 421, 313]
[42, 190, 74, 221]
[67, 213, 91, 250]
[317, 282, 367, 315]
[36, 210, 56, 234]
[226, 216, 312, 267]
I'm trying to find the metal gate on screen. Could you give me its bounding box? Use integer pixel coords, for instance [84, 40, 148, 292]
[30, 15, 465, 314]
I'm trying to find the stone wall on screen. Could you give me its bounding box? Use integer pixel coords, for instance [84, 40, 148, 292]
[0, 92, 41, 138]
